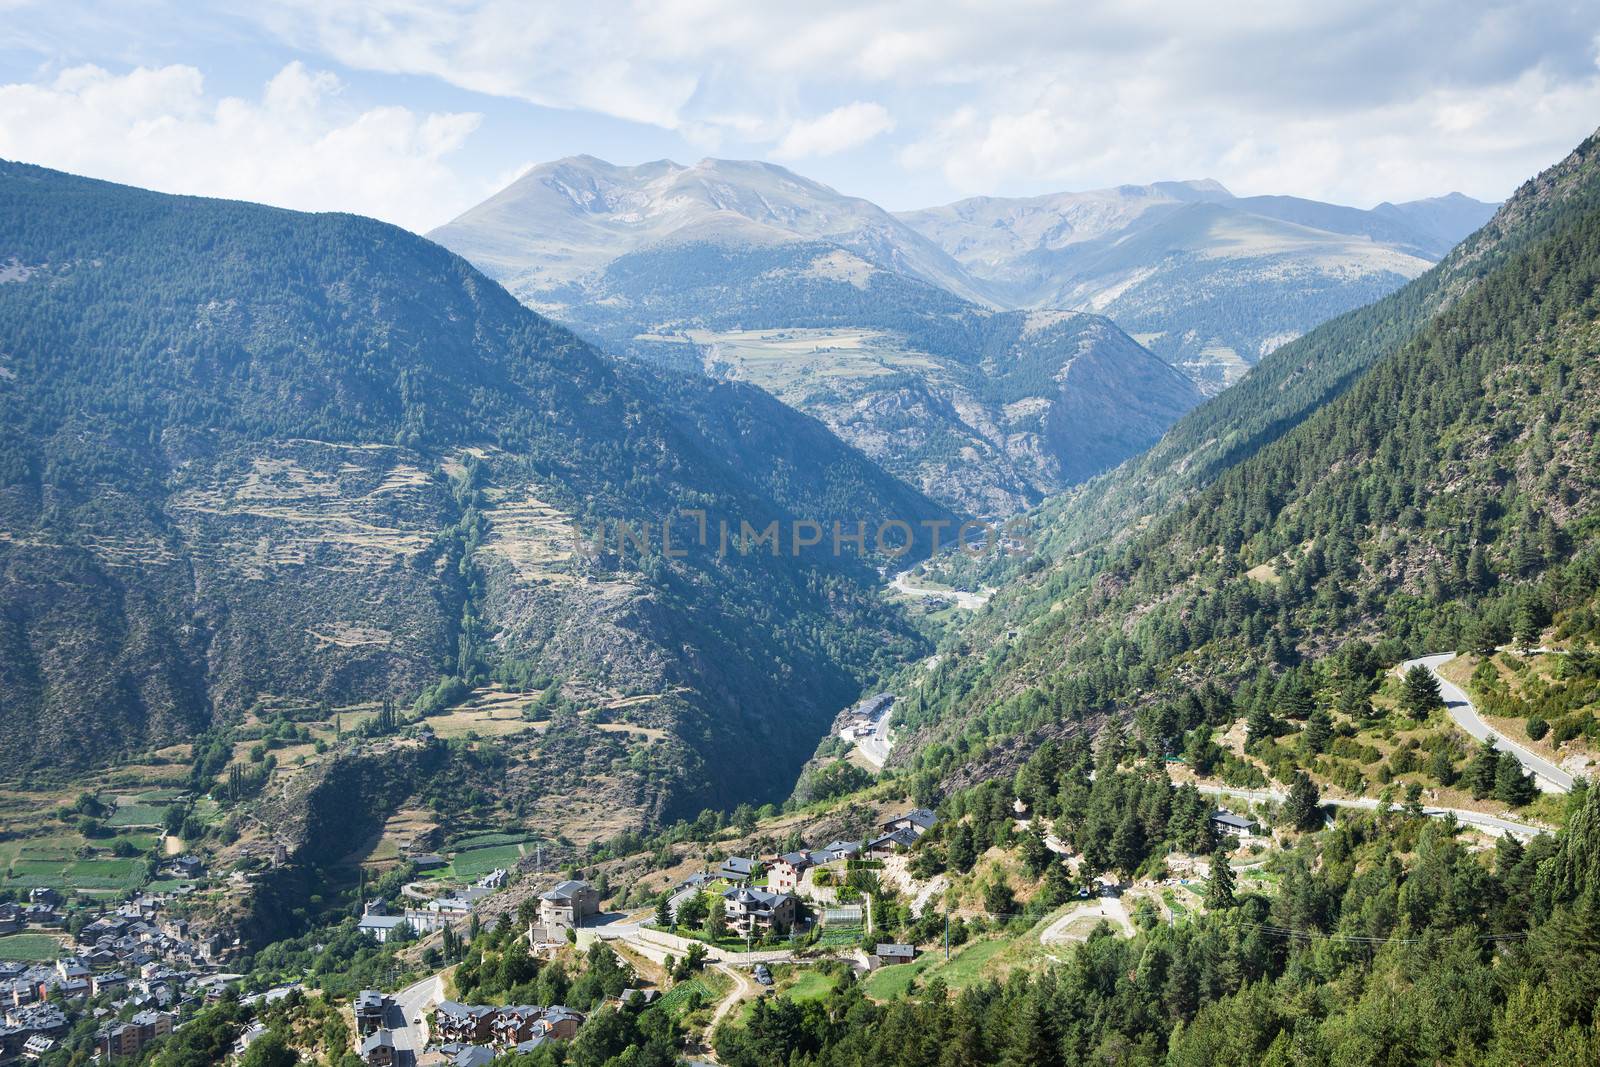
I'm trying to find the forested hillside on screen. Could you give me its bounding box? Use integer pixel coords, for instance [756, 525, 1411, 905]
[0, 160, 948, 816]
[898, 128, 1600, 781]
[710, 788, 1600, 1067]
[934, 128, 1600, 590]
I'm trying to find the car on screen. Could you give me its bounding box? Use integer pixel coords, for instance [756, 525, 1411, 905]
[752, 965, 772, 985]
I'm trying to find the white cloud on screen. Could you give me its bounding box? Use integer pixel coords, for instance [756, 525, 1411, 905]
[6, 1, 1600, 210]
[0, 61, 482, 231]
[773, 102, 894, 160]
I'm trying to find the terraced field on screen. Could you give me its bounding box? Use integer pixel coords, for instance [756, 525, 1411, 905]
[448, 842, 526, 880]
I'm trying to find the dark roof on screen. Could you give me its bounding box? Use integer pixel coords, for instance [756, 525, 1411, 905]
[876, 943, 915, 957]
[867, 828, 920, 850]
[718, 857, 757, 876]
[452, 1046, 494, 1067]
[359, 1029, 395, 1054]
[539, 879, 593, 902]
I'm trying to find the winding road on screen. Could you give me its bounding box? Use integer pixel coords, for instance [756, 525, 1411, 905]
[1195, 783, 1547, 839]
[1401, 653, 1574, 793]
[889, 569, 991, 611]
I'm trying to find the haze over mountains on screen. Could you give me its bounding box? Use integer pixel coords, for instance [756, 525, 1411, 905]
[431, 157, 1494, 514]
[899, 181, 1497, 390]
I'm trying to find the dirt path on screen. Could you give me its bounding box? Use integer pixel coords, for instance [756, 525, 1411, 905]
[708, 963, 759, 1034]
[1039, 896, 1134, 945]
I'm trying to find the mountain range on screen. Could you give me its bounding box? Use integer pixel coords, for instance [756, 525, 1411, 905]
[430, 158, 1493, 514]
[899, 181, 1497, 390]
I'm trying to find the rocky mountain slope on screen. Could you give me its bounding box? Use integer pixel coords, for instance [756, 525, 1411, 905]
[431, 155, 991, 306]
[900, 128, 1600, 783]
[0, 160, 951, 817]
[899, 182, 1497, 391]
[432, 164, 1202, 515]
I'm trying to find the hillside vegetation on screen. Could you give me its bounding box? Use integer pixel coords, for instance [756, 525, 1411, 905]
[0, 160, 947, 817]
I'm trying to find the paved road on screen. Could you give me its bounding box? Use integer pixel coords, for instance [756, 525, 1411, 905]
[889, 568, 991, 611]
[1196, 783, 1547, 839]
[387, 972, 445, 1063]
[855, 707, 895, 768]
[1401, 653, 1574, 793]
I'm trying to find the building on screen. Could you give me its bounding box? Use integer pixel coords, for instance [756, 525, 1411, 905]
[767, 852, 813, 894]
[873, 944, 917, 969]
[359, 1029, 397, 1067]
[811, 841, 861, 864]
[716, 856, 759, 884]
[865, 828, 921, 858]
[434, 1002, 495, 1044]
[1211, 811, 1259, 838]
[97, 1010, 174, 1059]
[537, 881, 600, 930]
[540, 1007, 584, 1040]
[356, 913, 409, 943]
[721, 888, 796, 938]
[880, 809, 938, 837]
[452, 1046, 494, 1067]
[489, 1006, 544, 1045]
[354, 990, 391, 1037]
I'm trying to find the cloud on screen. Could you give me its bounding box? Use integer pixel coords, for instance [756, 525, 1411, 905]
[0, 61, 482, 231]
[236, 0, 1600, 205]
[773, 102, 894, 159]
[5, 1, 1600, 210]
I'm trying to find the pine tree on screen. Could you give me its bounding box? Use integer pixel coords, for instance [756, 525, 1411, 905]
[1040, 860, 1071, 908]
[1284, 772, 1322, 831]
[1428, 744, 1457, 786]
[654, 893, 672, 929]
[703, 897, 726, 941]
[1206, 848, 1235, 910]
[1401, 665, 1444, 721]
[947, 821, 977, 873]
[1513, 603, 1541, 652]
[1246, 703, 1278, 748]
[1021, 827, 1051, 877]
[1494, 754, 1537, 807]
[1467, 738, 1501, 799]
[1301, 708, 1333, 755]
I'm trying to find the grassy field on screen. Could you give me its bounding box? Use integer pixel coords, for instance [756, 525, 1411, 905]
[0, 933, 65, 960]
[448, 843, 524, 880]
[106, 802, 170, 828]
[778, 968, 837, 1003]
[656, 968, 732, 1020]
[450, 832, 529, 851]
[861, 933, 1047, 1000]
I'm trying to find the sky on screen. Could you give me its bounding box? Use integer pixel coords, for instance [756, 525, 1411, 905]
[2, 1, 1599, 233]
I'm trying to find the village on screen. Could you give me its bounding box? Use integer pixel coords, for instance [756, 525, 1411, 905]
[0, 868, 238, 1065]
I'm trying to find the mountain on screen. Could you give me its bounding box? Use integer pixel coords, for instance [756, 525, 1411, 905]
[0, 160, 953, 819]
[432, 155, 992, 307]
[432, 161, 1202, 515]
[900, 129, 1600, 783]
[898, 181, 1498, 392]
